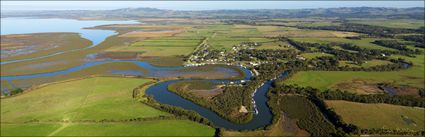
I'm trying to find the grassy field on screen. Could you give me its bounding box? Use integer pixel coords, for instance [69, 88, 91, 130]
[326, 100, 425, 131]
[339, 59, 393, 68]
[109, 46, 196, 56]
[1, 77, 167, 122]
[141, 56, 185, 67]
[293, 37, 396, 51]
[1, 77, 215, 136]
[301, 52, 334, 59]
[107, 26, 203, 56]
[255, 41, 295, 50]
[1, 120, 214, 136]
[284, 53, 424, 91]
[349, 19, 425, 29]
[132, 39, 201, 47]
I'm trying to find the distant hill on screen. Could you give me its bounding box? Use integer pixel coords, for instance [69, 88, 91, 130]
[2, 7, 424, 20]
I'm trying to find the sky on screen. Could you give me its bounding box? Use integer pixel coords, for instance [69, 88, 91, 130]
[1, 1, 424, 11]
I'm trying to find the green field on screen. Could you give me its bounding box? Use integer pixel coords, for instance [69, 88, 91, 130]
[350, 19, 425, 29]
[132, 39, 202, 47]
[301, 52, 334, 59]
[326, 100, 425, 131]
[293, 37, 396, 51]
[284, 54, 424, 91]
[169, 80, 218, 91]
[1, 77, 214, 136]
[339, 59, 393, 68]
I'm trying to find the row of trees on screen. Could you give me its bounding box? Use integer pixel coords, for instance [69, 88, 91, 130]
[400, 34, 425, 43]
[337, 43, 394, 57]
[1, 88, 24, 97]
[372, 40, 421, 54]
[282, 37, 320, 52]
[319, 89, 425, 107]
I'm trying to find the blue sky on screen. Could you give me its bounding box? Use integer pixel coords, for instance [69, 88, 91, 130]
[1, 1, 424, 11]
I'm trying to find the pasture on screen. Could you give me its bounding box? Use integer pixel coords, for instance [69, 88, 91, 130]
[284, 54, 425, 91]
[293, 37, 396, 51]
[349, 19, 425, 29]
[301, 52, 334, 59]
[0, 77, 215, 136]
[339, 59, 393, 68]
[326, 100, 425, 131]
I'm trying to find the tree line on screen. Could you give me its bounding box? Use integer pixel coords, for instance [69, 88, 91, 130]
[234, 49, 297, 61]
[372, 40, 421, 55]
[298, 23, 418, 37]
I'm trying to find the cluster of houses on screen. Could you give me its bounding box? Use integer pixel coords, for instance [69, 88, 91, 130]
[186, 42, 263, 67]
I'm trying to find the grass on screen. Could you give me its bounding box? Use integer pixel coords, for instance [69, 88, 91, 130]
[132, 39, 201, 47]
[284, 69, 424, 91]
[119, 30, 181, 38]
[169, 80, 218, 91]
[0, 77, 215, 136]
[0, 123, 62, 136]
[301, 52, 334, 59]
[284, 53, 424, 91]
[349, 19, 425, 29]
[108, 26, 204, 56]
[326, 100, 425, 131]
[54, 120, 214, 136]
[1, 77, 167, 122]
[339, 60, 393, 68]
[109, 46, 196, 56]
[266, 29, 359, 38]
[141, 56, 185, 67]
[293, 37, 396, 51]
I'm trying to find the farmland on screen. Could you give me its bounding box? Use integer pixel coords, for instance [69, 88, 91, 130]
[349, 19, 425, 29]
[326, 100, 424, 131]
[293, 37, 397, 51]
[0, 77, 215, 136]
[284, 53, 425, 92]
